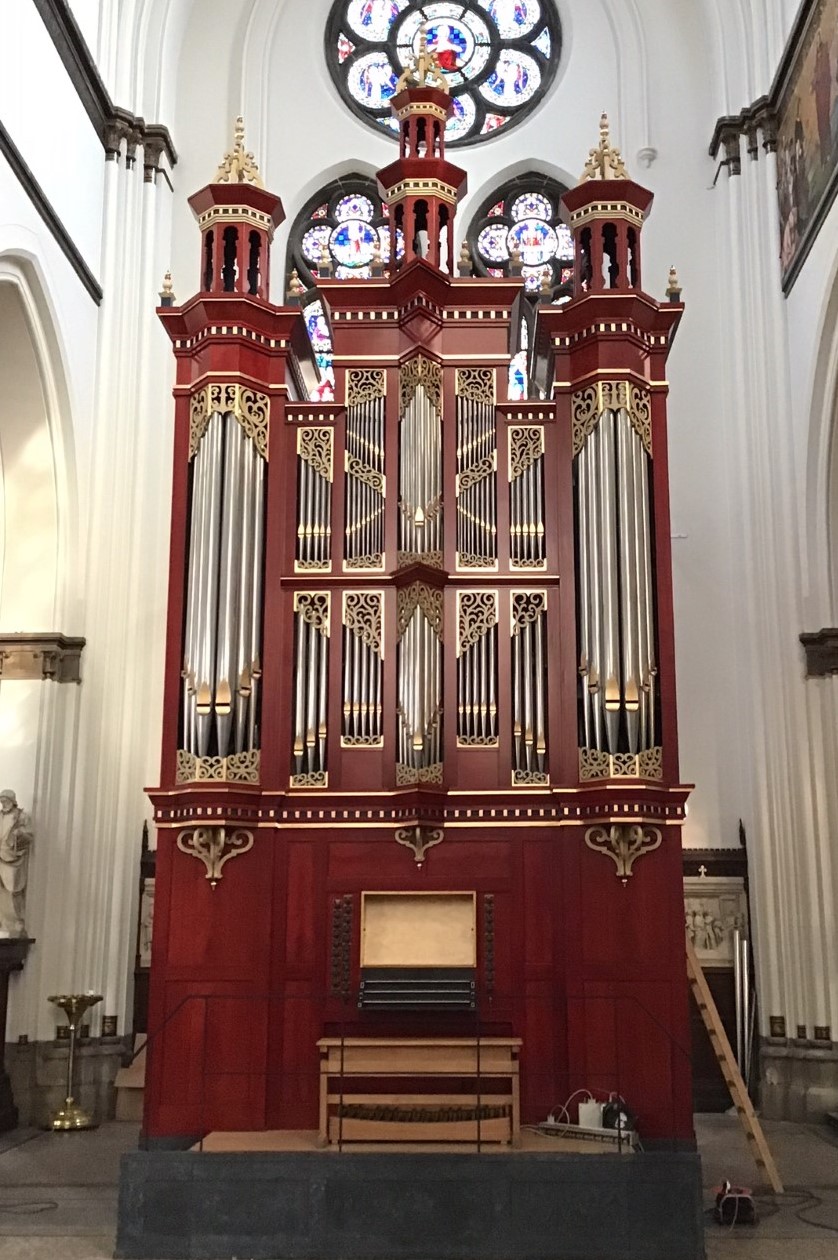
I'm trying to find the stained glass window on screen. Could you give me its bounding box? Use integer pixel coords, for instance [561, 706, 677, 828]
[326, 0, 561, 146]
[467, 172, 575, 296]
[286, 177, 407, 401]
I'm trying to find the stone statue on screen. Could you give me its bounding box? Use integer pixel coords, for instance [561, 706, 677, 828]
[0, 790, 33, 938]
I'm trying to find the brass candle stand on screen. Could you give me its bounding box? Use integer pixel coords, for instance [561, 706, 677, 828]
[46, 993, 103, 1131]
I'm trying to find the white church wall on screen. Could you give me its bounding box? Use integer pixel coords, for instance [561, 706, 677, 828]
[0, 0, 177, 1038]
[1, 3, 104, 272]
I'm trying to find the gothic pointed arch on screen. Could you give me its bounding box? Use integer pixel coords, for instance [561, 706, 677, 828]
[0, 254, 75, 630]
[465, 170, 574, 294]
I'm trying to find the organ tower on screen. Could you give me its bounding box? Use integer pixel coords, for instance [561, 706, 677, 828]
[145, 80, 692, 1145]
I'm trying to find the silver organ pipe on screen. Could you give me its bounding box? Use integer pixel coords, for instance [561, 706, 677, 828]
[345, 370, 386, 571]
[181, 394, 267, 773]
[296, 427, 333, 571]
[396, 583, 443, 782]
[247, 456, 265, 752]
[635, 430, 656, 752]
[291, 592, 330, 786]
[599, 409, 620, 753]
[457, 591, 498, 745]
[194, 412, 223, 757]
[509, 427, 546, 570]
[342, 592, 384, 746]
[456, 370, 497, 568]
[215, 416, 244, 756]
[573, 383, 658, 769]
[511, 592, 548, 784]
[617, 409, 640, 754]
[398, 357, 443, 568]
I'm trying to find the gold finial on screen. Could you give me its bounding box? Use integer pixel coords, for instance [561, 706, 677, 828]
[286, 268, 305, 303]
[509, 241, 522, 276]
[666, 265, 682, 301]
[158, 270, 175, 306]
[458, 239, 472, 277]
[581, 112, 629, 181]
[214, 116, 264, 187]
[395, 27, 450, 94]
[318, 241, 334, 278]
[540, 267, 552, 296]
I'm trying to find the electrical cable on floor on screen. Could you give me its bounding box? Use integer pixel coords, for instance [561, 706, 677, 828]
[0, 1201, 59, 1214]
[754, 1189, 838, 1235]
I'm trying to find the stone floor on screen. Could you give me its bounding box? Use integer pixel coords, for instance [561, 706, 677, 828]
[1, 1114, 838, 1258]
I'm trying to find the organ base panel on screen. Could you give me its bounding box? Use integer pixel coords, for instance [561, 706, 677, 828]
[144, 108, 694, 1152]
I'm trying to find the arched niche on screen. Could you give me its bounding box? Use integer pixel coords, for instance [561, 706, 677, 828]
[0, 259, 72, 632]
[804, 254, 838, 624]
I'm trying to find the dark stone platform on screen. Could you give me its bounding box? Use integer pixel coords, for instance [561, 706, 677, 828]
[116, 1148, 706, 1259]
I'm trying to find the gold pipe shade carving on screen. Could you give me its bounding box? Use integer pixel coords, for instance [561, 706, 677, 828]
[176, 749, 260, 783]
[571, 381, 652, 456]
[584, 823, 662, 883]
[578, 747, 663, 781]
[190, 384, 270, 459]
[176, 825, 254, 887]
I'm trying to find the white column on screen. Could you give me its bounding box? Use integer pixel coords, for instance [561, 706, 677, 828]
[7, 143, 173, 1041]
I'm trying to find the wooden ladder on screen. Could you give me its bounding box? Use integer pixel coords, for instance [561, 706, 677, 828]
[686, 935, 783, 1193]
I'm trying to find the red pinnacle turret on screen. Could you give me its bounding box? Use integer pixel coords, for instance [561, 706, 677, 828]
[561, 113, 653, 296]
[188, 117, 284, 301]
[376, 33, 467, 273]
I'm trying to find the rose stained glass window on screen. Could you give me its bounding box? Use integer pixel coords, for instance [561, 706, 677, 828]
[468, 173, 575, 295]
[326, 0, 561, 146]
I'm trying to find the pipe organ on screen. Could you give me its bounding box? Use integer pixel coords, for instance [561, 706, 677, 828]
[147, 107, 695, 1150]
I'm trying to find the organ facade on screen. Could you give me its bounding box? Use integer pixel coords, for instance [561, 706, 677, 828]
[145, 65, 693, 1144]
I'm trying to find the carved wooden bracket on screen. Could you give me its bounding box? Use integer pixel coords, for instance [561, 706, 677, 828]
[584, 823, 662, 884]
[800, 628, 838, 677]
[395, 824, 444, 865]
[176, 826, 253, 888]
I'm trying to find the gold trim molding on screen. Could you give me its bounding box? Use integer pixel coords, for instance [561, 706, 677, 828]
[176, 825, 254, 888]
[584, 823, 662, 883]
[0, 633, 85, 683]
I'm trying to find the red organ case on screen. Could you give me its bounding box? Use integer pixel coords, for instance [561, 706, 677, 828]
[145, 96, 693, 1145]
